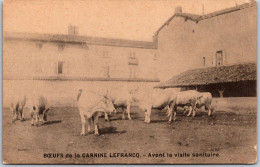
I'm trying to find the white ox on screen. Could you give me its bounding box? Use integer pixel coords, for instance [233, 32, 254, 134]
[29, 96, 50, 126]
[167, 90, 213, 121]
[183, 92, 213, 117]
[134, 88, 179, 123]
[77, 89, 116, 136]
[104, 89, 132, 121]
[10, 95, 27, 123]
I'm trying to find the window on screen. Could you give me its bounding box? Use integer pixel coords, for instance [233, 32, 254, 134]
[128, 52, 138, 65]
[58, 43, 65, 52]
[128, 52, 138, 78]
[68, 25, 79, 35]
[216, 51, 224, 66]
[58, 62, 63, 74]
[35, 43, 43, 50]
[203, 57, 206, 66]
[103, 51, 108, 58]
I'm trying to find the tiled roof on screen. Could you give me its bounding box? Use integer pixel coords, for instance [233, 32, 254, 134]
[3, 32, 157, 49]
[155, 62, 257, 88]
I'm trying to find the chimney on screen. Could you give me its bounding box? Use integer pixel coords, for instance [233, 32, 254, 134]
[68, 25, 79, 36]
[175, 6, 182, 14]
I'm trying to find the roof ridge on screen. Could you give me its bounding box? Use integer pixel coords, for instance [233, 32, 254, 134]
[4, 31, 157, 49]
[3, 31, 154, 43]
[155, 1, 256, 36]
[202, 1, 256, 20]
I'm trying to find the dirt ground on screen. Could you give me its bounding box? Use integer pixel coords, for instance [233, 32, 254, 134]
[2, 106, 257, 164]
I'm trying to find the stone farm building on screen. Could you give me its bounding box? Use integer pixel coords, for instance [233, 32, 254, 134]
[3, 1, 257, 106]
[155, 1, 257, 97]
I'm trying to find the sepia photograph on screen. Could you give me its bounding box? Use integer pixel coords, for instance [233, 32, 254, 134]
[2, 0, 257, 164]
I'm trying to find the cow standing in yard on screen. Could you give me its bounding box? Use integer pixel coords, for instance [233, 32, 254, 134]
[104, 89, 132, 121]
[30, 96, 50, 126]
[134, 88, 179, 124]
[183, 92, 213, 117]
[77, 89, 116, 136]
[10, 95, 27, 123]
[169, 90, 200, 120]
[168, 90, 213, 122]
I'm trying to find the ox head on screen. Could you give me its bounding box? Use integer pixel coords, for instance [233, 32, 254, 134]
[103, 90, 116, 114]
[195, 95, 203, 105]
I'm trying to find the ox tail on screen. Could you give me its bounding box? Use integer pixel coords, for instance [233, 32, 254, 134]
[77, 89, 83, 101]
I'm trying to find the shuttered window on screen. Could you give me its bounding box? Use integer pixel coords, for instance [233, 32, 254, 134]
[216, 51, 224, 66]
[128, 52, 138, 65]
[58, 62, 63, 74]
[128, 52, 138, 78]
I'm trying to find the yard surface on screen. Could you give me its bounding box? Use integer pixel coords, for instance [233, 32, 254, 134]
[2, 106, 257, 164]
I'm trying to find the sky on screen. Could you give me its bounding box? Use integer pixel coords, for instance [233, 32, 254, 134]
[3, 0, 251, 41]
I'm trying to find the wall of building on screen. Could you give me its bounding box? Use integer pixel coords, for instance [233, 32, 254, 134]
[157, 17, 198, 81]
[3, 39, 157, 80]
[3, 37, 159, 107]
[157, 5, 257, 81]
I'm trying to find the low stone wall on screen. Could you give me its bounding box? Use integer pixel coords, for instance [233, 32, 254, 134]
[3, 80, 159, 108]
[211, 97, 257, 114]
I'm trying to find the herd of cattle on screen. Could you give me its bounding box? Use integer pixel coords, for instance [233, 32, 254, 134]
[10, 88, 213, 136]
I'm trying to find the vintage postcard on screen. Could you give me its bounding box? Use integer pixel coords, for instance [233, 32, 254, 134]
[2, 0, 257, 164]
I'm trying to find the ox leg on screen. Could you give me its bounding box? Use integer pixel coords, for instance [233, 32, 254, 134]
[192, 105, 196, 117]
[168, 103, 176, 123]
[183, 106, 188, 115]
[80, 114, 86, 136]
[207, 105, 212, 116]
[35, 113, 40, 126]
[187, 106, 192, 117]
[93, 114, 100, 136]
[87, 118, 92, 133]
[173, 111, 177, 122]
[168, 109, 173, 123]
[31, 118, 34, 126]
[20, 110, 25, 121]
[166, 106, 171, 117]
[144, 110, 148, 123]
[31, 111, 35, 126]
[145, 108, 151, 124]
[12, 113, 18, 123]
[43, 112, 48, 122]
[122, 108, 126, 120]
[172, 104, 177, 122]
[104, 113, 110, 121]
[11, 104, 18, 123]
[127, 103, 132, 120]
[20, 107, 25, 121]
[12, 111, 18, 123]
[167, 104, 172, 123]
[43, 108, 49, 122]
